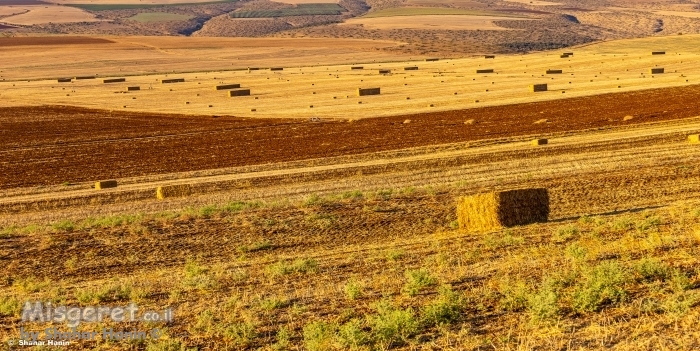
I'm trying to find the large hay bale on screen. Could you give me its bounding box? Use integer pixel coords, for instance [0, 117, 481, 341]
[156, 184, 192, 200]
[404, 66, 419, 71]
[689, 134, 700, 144]
[425, 58, 440, 62]
[563, 52, 573, 56]
[560, 54, 570, 58]
[476, 69, 494, 74]
[545, 69, 563, 74]
[529, 84, 548, 92]
[162, 78, 185, 84]
[351, 66, 364, 70]
[531, 138, 548, 145]
[215, 83, 241, 90]
[270, 67, 284, 71]
[456, 188, 549, 232]
[127, 86, 140, 91]
[103, 78, 126, 84]
[57, 78, 72, 83]
[94, 179, 117, 190]
[651, 51, 666, 55]
[357, 87, 380, 96]
[378, 69, 391, 74]
[485, 55, 495, 59]
[248, 67, 260, 71]
[74, 76, 96, 80]
[650, 68, 665, 74]
[229, 89, 251, 97]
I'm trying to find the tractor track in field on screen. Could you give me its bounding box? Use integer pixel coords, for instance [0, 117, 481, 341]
[3, 84, 700, 190]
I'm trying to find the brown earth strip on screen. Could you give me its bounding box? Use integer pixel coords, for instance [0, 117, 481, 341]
[0, 36, 113, 46]
[3, 84, 700, 189]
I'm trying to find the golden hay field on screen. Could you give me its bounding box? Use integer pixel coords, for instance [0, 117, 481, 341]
[342, 14, 528, 30]
[0, 5, 101, 25]
[48, 0, 233, 4]
[1, 34, 700, 119]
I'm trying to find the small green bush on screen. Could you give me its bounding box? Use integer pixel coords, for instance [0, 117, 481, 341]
[421, 286, 465, 326]
[368, 300, 418, 348]
[337, 319, 368, 349]
[572, 261, 629, 312]
[303, 321, 337, 351]
[344, 279, 363, 301]
[635, 258, 670, 282]
[403, 269, 437, 296]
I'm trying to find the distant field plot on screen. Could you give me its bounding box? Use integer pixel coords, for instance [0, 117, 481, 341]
[0, 5, 100, 24]
[128, 12, 193, 22]
[230, 3, 346, 18]
[503, 0, 561, 5]
[361, 7, 519, 18]
[59, 0, 236, 11]
[344, 14, 531, 30]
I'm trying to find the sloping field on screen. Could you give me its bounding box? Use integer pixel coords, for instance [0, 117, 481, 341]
[2, 83, 700, 189]
[0, 4, 101, 24]
[230, 3, 346, 17]
[127, 12, 193, 22]
[0, 36, 113, 46]
[361, 7, 513, 18]
[343, 14, 531, 30]
[2, 34, 700, 118]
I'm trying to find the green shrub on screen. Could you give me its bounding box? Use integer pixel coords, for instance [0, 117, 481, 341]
[266, 258, 318, 277]
[344, 279, 363, 301]
[572, 261, 629, 312]
[635, 258, 670, 281]
[273, 326, 290, 350]
[552, 225, 579, 243]
[221, 320, 257, 347]
[636, 216, 662, 233]
[368, 300, 418, 348]
[402, 268, 437, 296]
[385, 249, 405, 262]
[527, 281, 560, 322]
[566, 243, 588, 262]
[0, 296, 19, 317]
[498, 278, 531, 312]
[421, 286, 465, 326]
[303, 321, 337, 351]
[337, 319, 368, 349]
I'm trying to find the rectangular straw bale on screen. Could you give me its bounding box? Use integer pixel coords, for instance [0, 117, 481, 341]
[425, 58, 440, 62]
[546, 69, 563, 74]
[651, 51, 666, 55]
[127, 86, 140, 91]
[74, 76, 96, 80]
[378, 69, 391, 74]
[162, 78, 185, 84]
[689, 134, 700, 144]
[248, 67, 260, 71]
[531, 138, 548, 146]
[57, 78, 72, 83]
[560, 54, 569, 58]
[103, 78, 126, 83]
[476, 69, 494, 73]
[270, 67, 284, 71]
[404, 66, 419, 70]
[357, 87, 380, 96]
[94, 179, 118, 190]
[563, 52, 573, 56]
[156, 184, 192, 200]
[485, 55, 495, 59]
[650, 68, 664, 74]
[215, 83, 241, 90]
[351, 66, 364, 70]
[456, 188, 549, 232]
[229, 89, 251, 97]
[529, 84, 547, 92]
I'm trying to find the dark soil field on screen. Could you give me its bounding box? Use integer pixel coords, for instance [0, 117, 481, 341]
[3, 84, 700, 189]
[0, 36, 114, 46]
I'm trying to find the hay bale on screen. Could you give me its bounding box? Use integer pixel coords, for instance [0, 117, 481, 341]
[74, 76, 96, 80]
[560, 54, 570, 58]
[651, 51, 666, 55]
[156, 184, 192, 200]
[126, 86, 140, 91]
[378, 69, 391, 74]
[623, 115, 634, 121]
[215, 84, 241, 90]
[531, 138, 548, 145]
[404, 66, 419, 71]
[476, 69, 494, 74]
[529, 84, 548, 92]
[270, 67, 284, 71]
[351, 66, 364, 70]
[563, 52, 573, 56]
[248, 67, 260, 71]
[229, 89, 251, 97]
[357, 87, 380, 96]
[425, 58, 440, 62]
[162, 78, 185, 84]
[103, 78, 126, 84]
[688, 134, 700, 144]
[456, 188, 549, 232]
[403, 119, 411, 124]
[485, 55, 495, 59]
[57, 78, 72, 83]
[650, 68, 665, 74]
[94, 180, 117, 190]
[545, 69, 563, 74]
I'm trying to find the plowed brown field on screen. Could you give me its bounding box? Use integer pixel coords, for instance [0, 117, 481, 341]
[3, 84, 700, 189]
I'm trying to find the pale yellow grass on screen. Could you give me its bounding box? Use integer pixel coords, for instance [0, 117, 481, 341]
[342, 14, 526, 30]
[0, 6, 28, 16]
[502, 0, 561, 6]
[1, 5, 100, 25]
[1, 34, 700, 119]
[653, 10, 700, 19]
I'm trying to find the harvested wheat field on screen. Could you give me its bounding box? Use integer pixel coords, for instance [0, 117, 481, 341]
[2, 34, 700, 118]
[0, 5, 101, 25]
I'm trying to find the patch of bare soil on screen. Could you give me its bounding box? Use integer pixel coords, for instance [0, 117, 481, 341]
[0, 35, 113, 46]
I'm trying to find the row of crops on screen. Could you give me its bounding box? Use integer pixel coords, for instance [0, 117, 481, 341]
[230, 3, 347, 18]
